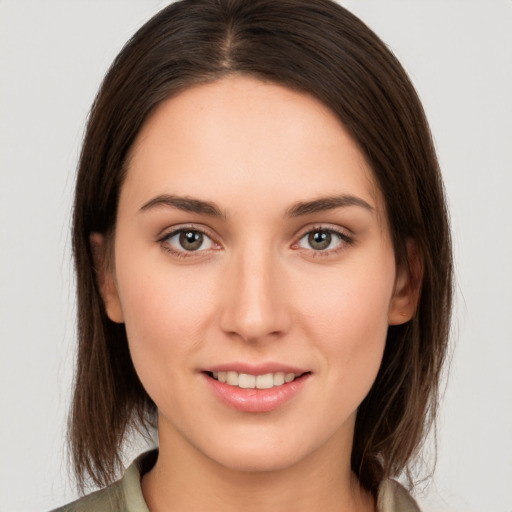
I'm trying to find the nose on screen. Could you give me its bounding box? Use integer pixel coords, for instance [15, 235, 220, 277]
[219, 242, 290, 343]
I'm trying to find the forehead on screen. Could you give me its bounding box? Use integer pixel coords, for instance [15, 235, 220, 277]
[123, 76, 383, 215]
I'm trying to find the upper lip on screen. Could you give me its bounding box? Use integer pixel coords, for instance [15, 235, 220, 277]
[202, 362, 309, 375]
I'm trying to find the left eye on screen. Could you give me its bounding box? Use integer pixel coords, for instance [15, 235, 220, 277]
[298, 229, 345, 251]
[164, 229, 214, 252]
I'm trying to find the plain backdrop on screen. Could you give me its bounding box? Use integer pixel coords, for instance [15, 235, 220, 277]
[1, 1, 511, 511]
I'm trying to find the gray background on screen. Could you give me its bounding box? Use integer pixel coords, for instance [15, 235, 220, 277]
[1, 1, 511, 510]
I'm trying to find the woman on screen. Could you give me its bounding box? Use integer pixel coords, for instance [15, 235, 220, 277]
[55, 0, 452, 510]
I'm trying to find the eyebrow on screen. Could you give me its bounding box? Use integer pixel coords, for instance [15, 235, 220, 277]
[286, 194, 374, 217]
[139, 193, 373, 219]
[140, 194, 225, 218]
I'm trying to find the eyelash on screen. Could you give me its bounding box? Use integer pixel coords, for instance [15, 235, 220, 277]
[158, 224, 220, 258]
[157, 225, 354, 259]
[293, 225, 354, 257]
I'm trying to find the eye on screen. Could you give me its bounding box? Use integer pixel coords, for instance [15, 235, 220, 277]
[162, 229, 215, 253]
[297, 228, 351, 252]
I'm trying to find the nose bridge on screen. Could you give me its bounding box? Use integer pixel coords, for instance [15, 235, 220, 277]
[220, 237, 288, 342]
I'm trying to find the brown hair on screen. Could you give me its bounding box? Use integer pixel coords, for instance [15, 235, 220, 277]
[70, 0, 452, 496]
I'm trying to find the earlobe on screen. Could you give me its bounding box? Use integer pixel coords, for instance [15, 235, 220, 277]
[90, 232, 124, 324]
[388, 239, 423, 326]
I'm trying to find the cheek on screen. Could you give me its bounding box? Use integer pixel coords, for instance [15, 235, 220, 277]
[113, 251, 218, 381]
[299, 258, 394, 329]
[296, 259, 395, 387]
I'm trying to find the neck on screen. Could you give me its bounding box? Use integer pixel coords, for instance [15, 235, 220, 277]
[142, 421, 375, 512]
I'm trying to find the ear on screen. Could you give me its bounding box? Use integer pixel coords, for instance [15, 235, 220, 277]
[90, 232, 124, 323]
[388, 239, 423, 325]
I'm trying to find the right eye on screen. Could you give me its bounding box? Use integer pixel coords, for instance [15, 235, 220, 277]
[161, 228, 216, 255]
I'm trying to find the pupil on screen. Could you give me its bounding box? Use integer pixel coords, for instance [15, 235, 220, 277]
[309, 231, 331, 250]
[180, 231, 203, 251]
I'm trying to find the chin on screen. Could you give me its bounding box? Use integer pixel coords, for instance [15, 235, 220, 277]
[191, 423, 334, 475]
[207, 444, 306, 474]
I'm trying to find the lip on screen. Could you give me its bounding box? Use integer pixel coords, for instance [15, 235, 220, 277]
[204, 362, 307, 375]
[201, 363, 311, 413]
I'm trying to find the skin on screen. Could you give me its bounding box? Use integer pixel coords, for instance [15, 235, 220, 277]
[95, 76, 418, 512]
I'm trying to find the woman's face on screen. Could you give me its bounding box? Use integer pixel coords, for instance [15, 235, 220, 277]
[100, 76, 413, 473]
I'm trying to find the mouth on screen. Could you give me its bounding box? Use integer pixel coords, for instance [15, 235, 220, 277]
[205, 370, 308, 390]
[202, 364, 312, 412]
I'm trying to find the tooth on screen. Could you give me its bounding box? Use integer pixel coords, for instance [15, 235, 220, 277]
[238, 373, 256, 389]
[226, 371, 238, 386]
[256, 373, 274, 389]
[273, 372, 285, 386]
[218, 370, 299, 388]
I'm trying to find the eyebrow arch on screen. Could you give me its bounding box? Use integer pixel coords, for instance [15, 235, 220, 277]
[140, 194, 225, 218]
[286, 195, 374, 217]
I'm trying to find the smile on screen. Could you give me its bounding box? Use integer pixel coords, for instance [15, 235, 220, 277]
[210, 371, 301, 389]
[203, 369, 311, 413]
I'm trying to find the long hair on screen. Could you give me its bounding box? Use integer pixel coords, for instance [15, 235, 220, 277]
[70, 0, 453, 495]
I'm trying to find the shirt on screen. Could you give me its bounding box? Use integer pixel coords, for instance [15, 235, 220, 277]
[51, 450, 421, 512]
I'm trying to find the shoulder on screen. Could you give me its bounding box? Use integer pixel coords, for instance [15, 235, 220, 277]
[377, 479, 422, 512]
[50, 482, 124, 512]
[50, 451, 156, 512]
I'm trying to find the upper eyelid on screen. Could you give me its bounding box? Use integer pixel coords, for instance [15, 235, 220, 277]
[157, 223, 216, 241]
[158, 223, 350, 237]
[293, 223, 352, 240]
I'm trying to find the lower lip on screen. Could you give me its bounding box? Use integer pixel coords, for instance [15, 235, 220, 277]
[203, 373, 310, 413]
